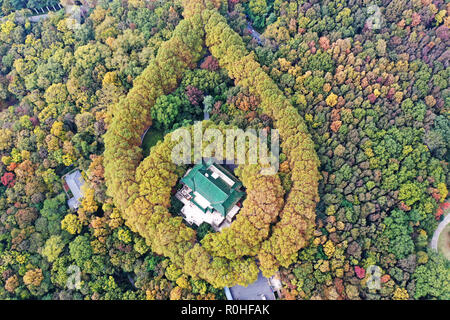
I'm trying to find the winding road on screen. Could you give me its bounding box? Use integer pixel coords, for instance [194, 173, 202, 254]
[431, 213, 450, 251]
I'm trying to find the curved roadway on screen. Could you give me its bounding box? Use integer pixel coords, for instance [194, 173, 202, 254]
[431, 213, 450, 251]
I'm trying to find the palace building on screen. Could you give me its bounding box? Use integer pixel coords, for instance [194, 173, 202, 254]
[175, 158, 244, 231]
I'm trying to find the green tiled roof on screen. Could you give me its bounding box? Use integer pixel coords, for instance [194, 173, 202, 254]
[181, 159, 244, 216]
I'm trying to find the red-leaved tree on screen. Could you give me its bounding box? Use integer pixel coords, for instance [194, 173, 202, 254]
[1, 172, 16, 188]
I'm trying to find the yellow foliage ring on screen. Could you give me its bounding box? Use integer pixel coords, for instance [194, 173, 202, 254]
[128, 121, 285, 286]
[104, 7, 320, 286]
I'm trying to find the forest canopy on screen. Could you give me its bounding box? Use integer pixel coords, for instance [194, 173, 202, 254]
[0, 0, 448, 300]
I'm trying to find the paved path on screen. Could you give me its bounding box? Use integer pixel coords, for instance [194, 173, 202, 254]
[28, 14, 49, 23]
[1, 11, 54, 23]
[140, 126, 150, 145]
[247, 22, 264, 44]
[431, 213, 450, 250]
[1, 3, 88, 24]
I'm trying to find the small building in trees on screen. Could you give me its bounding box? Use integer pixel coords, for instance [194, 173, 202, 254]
[62, 169, 85, 210]
[224, 271, 279, 300]
[176, 158, 244, 231]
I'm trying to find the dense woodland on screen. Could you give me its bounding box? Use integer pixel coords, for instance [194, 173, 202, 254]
[0, 0, 449, 300]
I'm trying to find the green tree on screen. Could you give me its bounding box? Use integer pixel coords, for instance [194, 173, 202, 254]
[413, 251, 450, 299]
[42, 235, 66, 263]
[382, 210, 415, 259]
[69, 235, 93, 269]
[151, 92, 187, 131]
